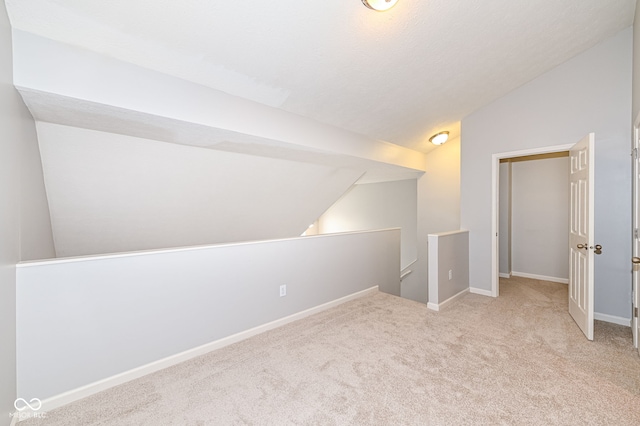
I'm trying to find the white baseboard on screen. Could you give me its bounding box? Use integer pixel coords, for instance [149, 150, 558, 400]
[469, 287, 494, 297]
[427, 288, 469, 312]
[28, 286, 378, 416]
[594, 312, 631, 327]
[499, 272, 511, 279]
[511, 271, 568, 284]
[10, 413, 18, 426]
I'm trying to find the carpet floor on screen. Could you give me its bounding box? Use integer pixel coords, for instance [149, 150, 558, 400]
[21, 277, 640, 425]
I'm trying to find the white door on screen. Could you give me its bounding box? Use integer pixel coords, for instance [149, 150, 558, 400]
[569, 133, 595, 341]
[633, 123, 640, 352]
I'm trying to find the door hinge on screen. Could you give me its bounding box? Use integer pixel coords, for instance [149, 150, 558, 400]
[633, 148, 638, 159]
[635, 307, 639, 318]
[635, 228, 639, 240]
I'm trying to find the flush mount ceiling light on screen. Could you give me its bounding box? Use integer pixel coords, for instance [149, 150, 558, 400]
[361, 0, 399, 11]
[429, 131, 449, 146]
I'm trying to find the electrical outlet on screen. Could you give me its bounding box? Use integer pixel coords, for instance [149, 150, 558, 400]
[448, 270, 452, 280]
[280, 285, 287, 297]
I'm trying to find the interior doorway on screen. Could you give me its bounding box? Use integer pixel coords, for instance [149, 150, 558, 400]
[498, 152, 570, 284]
[491, 144, 574, 297]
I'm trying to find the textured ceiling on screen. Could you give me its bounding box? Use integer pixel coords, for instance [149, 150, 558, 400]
[5, 0, 636, 152]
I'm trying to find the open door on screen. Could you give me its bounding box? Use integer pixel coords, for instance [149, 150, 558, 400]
[632, 122, 640, 353]
[569, 133, 595, 341]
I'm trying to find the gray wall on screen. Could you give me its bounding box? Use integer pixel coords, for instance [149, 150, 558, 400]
[427, 230, 469, 306]
[461, 28, 632, 318]
[1, 1, 54, 422]
[17, 230, 400, 400]
[318, 179, 417, 269]
[498, 162, 511, 275]
[511, 156, 569, 280]
[634, 0, 640, 121]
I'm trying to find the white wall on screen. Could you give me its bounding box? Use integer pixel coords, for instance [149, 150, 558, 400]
[20, 123, 55, 261]
[499, 162, 511, 275]
[16, 229, 400, 401]
[422, 138, 461, 234]
[37, 123, 363, 257]
[0, 4, 19, 421]
[1, 1, 56, 422]
[318, 179, 417, 269]
[461, 28, 633, 318]
[400, 137, 461, 303]
[511, 156, 569, 281]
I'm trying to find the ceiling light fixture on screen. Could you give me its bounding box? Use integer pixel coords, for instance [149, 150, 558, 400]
[429, 131, 449, 146]
[361, 0, 399, 11]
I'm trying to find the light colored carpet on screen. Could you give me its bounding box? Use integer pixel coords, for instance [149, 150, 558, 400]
[21, 277, 640, 425]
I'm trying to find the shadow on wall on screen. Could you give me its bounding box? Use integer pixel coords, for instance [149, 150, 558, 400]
[314, 179, 418, 270]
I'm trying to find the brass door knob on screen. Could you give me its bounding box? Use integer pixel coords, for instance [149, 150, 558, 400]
[594, 244, 603, 255]
[632, 257, 640, 264]
[577, 244, 586, 249]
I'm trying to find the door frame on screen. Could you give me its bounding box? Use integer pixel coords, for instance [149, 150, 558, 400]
[633, 113, 640, 349]
[491, 143, 574, 297]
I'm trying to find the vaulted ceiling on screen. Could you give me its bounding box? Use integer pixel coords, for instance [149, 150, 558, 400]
[6, 0, 636, 153]
[5, 1, 637, 257]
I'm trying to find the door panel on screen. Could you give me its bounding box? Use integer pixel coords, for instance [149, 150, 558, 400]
[569, 134, 594, 341]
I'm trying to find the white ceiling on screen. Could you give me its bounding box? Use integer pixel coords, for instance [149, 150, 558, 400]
[6, 0, 636, 153]
[18, 88, 423, 184]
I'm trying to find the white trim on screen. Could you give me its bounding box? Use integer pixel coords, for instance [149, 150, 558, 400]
[511, 271, 568, 284]
[401, 259, 417, 271]
[492, 152, 500, 298]
[427, 234, 439, 307]
[499, 272, 512, 279]
[491, 143, 574, 298]
[493, 144, 575, 159]
[594, 312, 632, 327]
[633, 113, 640, 349]
[427, 229, 469, 238]
[17, 229, 401, 267]
[28, 286, 378, 414]
[426, 302, 439, 311]
[427, 288, 469, 311]
[469, 287, 494, 297]
[400, 269, 413, 280]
